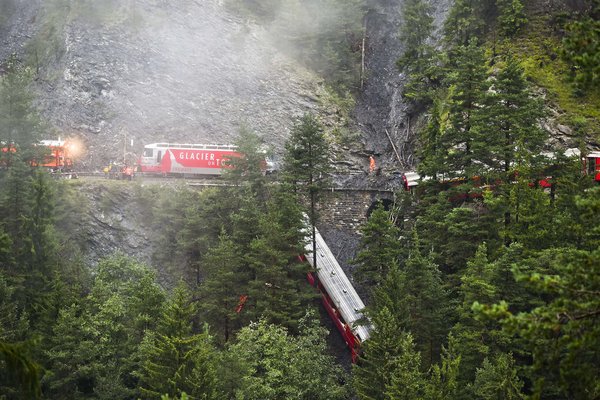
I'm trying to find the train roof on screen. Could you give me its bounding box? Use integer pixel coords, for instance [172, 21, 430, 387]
[39, 140, 66, 147]
[144, 143, 237, 151]
[305, 228, 372, 342]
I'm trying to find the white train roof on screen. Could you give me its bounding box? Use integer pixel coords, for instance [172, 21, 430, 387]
[39, 140, 66, 147]
[305, 228, 371, 342]
[144, 143, 237, 151]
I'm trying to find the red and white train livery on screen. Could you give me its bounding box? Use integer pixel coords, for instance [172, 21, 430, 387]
[138, 143, 240, 176]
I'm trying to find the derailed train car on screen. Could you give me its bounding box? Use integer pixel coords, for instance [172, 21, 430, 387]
[401, 148, 600, 192]
[303, 227, 371, 363]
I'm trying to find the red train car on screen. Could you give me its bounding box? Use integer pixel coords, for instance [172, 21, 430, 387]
[586, 151, 600, 183]
[401, 149, 600, 191]
[138, 143, 240, 176]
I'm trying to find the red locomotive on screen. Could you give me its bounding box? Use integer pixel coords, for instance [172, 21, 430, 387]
[138, 143, 240, 176]
[2, 139, 82, 172]
[37, 140, 77, 171]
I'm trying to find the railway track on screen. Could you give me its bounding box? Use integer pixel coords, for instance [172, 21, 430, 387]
[65, 171, 237, 187]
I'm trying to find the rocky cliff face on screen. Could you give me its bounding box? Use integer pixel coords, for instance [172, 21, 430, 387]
[355, 0, 449, 174]
[2, 0, 324, 169]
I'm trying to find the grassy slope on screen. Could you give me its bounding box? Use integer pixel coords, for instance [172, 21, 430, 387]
[498, 13, 599, 144]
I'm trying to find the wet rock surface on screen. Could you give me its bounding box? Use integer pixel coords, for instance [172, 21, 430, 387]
[3, 0, 323, 169]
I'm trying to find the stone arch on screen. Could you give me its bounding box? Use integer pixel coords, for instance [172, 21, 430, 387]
[366, 196, 395, 219]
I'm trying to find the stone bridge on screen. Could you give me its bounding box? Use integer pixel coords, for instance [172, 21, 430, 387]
[318, 187, 397, 233]
[188, 181, 401, 270]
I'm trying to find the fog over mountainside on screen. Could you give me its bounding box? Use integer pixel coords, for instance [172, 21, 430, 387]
[1, 0, 329, 169]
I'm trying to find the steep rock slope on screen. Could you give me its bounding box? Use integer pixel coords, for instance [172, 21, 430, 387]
[2, 0, 323, 168]
[355, 0, 449, 173]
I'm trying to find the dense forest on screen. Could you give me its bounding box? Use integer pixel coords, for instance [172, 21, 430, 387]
[1, 0, 600, 399]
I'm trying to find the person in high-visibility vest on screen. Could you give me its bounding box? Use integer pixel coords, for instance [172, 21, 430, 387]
[369, 155, 376, 174]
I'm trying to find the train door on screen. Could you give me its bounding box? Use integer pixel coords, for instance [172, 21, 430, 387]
[588, 154, 600, 182]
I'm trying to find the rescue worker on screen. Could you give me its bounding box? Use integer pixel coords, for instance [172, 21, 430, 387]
[122, 165, 133, 181]
[369, 155, 376, 174]
[103, 162, 112, 178]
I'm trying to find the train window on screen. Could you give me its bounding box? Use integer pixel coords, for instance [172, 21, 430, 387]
[143, 148, 153, 157]
[157, 151, 162, 163]
[588, 157, 597, 175]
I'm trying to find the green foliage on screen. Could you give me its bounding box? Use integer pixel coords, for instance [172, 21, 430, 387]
[383, 333, 426, 400]
[197, 232, 246, 344]
[244, 190, 315, 332]
[472, 353, 524, 400]
[352, 205, 400, 289]
[497, 0, 527, 37]
[44, 254, 165, 399]
[561, 2, 600, 92]
[449, 244, 505, 394]
[423, 338, 460, 400]
[0, 340, 42, 400]
[501, 16, 600, 138]
[438, 39, 490, 179]
[474, 55, 546, 178]
[353, 307, 407, 400]
[443, 0, 489, 47]
[283, 113, 331, 271]
[396, 0, 441, 109]
[399, 243, 450, 369]
[479, 247, 600, 398]
[225, 313, 348, 400]
[283, 113, 332, 195]
[223, 126, 271, 198]
[0, 56, 46, 164]
[137, 282, 220, 400]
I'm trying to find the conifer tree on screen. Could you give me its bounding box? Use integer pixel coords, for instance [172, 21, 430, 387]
[497, 0, 527, 37]
[226, 314, 348, 400]
[352, 205, 400, 290]
[282, 113, 331, 272]
[138, 282, 220, 400]
[369, 263, 409, 328]
[561, 2, 600, 92]
[397, 0, 439, 108]
[45, 255, 165, 399]
[400, 242, 450, 368]
[383, 333, 426, 400]
[223, 126, 271, 200]
[244, 189, 315, 332]
[472, 353, 525, 399]
[424, 337, 461, 400]
[480, 245, 600, 398]
[417, 98, 447, 179]
[398, 0, 434, 68]
[440, 39, 489, 179]
[0, 55, 45, 165]
[353, 307, 406, 400]
[197, 232, 246, 344]
[475, 56, 546, 181]
[443, 0, 488, 47]
[450, 244, 505, 395]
